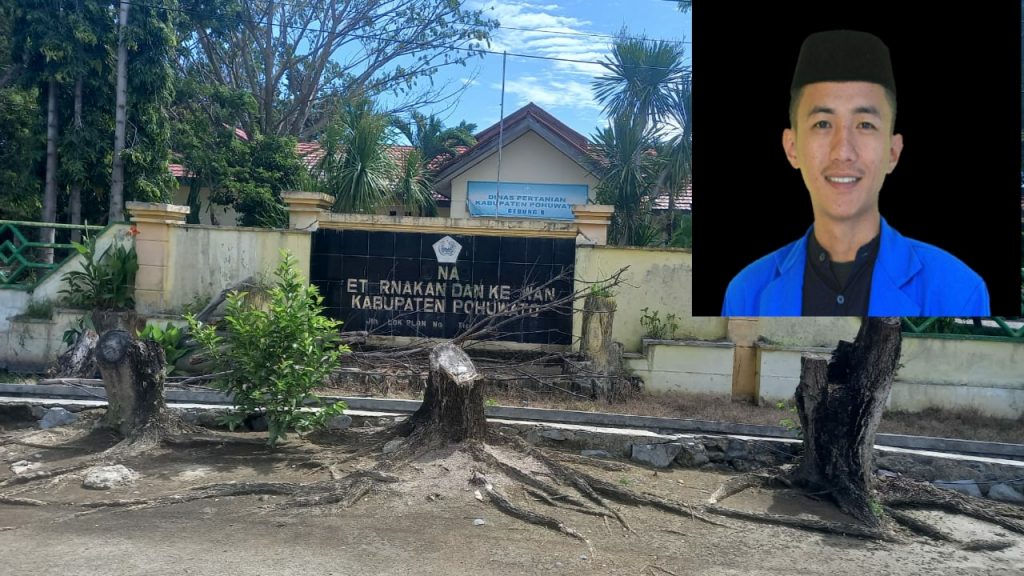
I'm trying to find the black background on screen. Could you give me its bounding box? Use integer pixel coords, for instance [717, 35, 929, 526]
[692, 2, 1023, 316]
[311, 229, 576, 344]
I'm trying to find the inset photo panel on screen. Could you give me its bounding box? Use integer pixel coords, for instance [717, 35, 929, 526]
[692, 3, 1023, 317]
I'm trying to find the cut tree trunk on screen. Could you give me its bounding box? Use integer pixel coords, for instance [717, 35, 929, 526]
[578, 294, 628, 400]
[92, 309, 140, 335]
[53, 329, 99, 378]
[403, 342, 485, 443]
[95, 329, 168, 438]
[791, 317, 902, 528]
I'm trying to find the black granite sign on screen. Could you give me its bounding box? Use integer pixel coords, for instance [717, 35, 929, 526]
[310, 230, 575, 344]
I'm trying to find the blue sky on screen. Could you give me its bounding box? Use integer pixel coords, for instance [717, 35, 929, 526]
[418, 0, 691, 139]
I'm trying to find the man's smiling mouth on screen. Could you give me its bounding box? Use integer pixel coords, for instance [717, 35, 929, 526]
[826, 176, 860, 184]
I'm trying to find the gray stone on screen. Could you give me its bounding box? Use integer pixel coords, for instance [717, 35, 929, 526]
[82, 465, 139, 490]
[382, 439, 403, 454]
[539, 428, 569, 441]
[933, 480, 983, 498]
[30, 405, 47, 419]
[38, 407, 79, 429]
[10, 460, 39, 475]
[630, 443, 682, 468]
[674, 441, 709, 468]
[700, 462, 734, 474]
[580, 450, 611, 459]
[988, 483, 1024, 504]
[176, 408, 222, 428]
[730, 459, 755, 473]
[326, 415, 353, 431]
[496, 426, 520, 437]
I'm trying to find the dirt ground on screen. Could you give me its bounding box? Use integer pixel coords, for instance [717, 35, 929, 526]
[1, 412, 1022, 576]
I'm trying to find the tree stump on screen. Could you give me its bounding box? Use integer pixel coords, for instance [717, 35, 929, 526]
[92, 309, 141, 335]
[95, 329, 168, 438]
[404, 342, 485, 443]
[792, 317, 902, 528]
[578, 293, 629, 400]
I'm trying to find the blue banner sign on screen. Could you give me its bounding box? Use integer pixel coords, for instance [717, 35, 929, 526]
[466, 181, 588, 220]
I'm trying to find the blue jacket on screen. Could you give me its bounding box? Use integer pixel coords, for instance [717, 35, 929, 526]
[722, 218, 990, 316]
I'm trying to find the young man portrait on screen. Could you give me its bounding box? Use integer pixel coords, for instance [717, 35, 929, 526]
[720, 30, 990, 316]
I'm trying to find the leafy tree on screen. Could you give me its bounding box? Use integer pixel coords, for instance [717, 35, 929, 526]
[176, 0, 498, 139]
[114, 0, 180, 215]
[0, 85, 42, 221]
[188, 250, 348, 447]
[169, 77, 302, 227]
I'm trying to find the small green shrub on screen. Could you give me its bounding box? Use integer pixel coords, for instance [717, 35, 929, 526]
[589, 283, 614, 298]
[24, 300, 54, 320]
[640, 307, 679, 340]
[137, 322, 190, 375]
[776, 400, 803, 438]
[60, 232, 138, 310]
[62, 314, 95, 348]
[484, 398, 499, 408]
[187, 250, 348, 447]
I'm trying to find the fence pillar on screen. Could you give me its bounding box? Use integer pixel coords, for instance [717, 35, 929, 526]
[282, 191, 335, 231]
[572, 205, 614, 245]
[126, 202, 189, 316]
[728, 317, 760, 402]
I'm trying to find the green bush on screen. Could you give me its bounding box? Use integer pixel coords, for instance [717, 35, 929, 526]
[60, 233, 138, 310]
[187, 251, 348, 446]
[640, 307, 679, 340]
[137, 323, 190, 375]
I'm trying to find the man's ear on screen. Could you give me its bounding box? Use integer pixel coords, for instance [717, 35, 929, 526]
[783, 128, 800, 169]
[887, 133, 904, 174]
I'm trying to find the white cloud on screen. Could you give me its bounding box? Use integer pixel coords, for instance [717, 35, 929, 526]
[495, 77, 602, 112]
[470, 1, 610, 77]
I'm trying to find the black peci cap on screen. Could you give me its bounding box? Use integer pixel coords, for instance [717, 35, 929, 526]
[791, 30, 896, 96]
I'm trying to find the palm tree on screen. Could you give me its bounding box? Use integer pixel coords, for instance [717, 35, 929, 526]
[395, 111, 477, 166]
[591, 32, 691, 246]
[394, 147, 437, 217]
[315, 100, 398, 214]
[593, 36, 687, 129]
[588, 114, 664, 246]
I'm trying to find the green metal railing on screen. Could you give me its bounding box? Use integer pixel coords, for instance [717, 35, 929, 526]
[902, 317, 1024, 341]
[0, 220, 106, 289]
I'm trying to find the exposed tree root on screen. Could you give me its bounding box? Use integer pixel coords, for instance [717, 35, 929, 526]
[883, 506, 955, 542]
[704, 469, 1024, 548]
[960, 539, 1016, 552]
[519, 442, 634, 533]
[707, 472, 772, 505]
[467, 444, 602, 513]
[523, 487, 615, 519]
[161, 434, 275, 448]
[704, 504, 902, 542]
[0, 495, 47, 506]
[515, 439, 725, 529]
[82, 481, 309, 510]
[878, 476, 1024, 536]
[0, 462, 94, 488]
[472, 471, 592, 551]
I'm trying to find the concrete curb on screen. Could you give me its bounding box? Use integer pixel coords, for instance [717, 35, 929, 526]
[1, 382, 1021, 460]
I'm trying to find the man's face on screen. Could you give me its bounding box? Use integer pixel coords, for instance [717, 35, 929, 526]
[783, 81, 903, 227]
